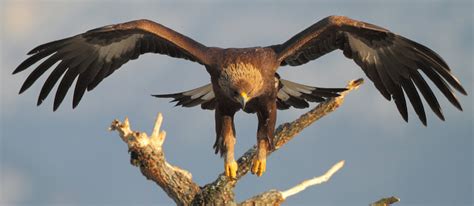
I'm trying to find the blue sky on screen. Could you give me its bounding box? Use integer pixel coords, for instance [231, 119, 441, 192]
[1, 0, 472, 205]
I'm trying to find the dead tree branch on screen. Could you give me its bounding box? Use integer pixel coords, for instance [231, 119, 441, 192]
[110, 78, 364, 205]
[239, 160, 345, 205]
[109, 114, 199, 205]
[371, 196, 400, 206]
[280, 160, 345, 199]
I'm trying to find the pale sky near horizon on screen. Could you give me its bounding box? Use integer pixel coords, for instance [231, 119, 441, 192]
[1, 0, 472, 205]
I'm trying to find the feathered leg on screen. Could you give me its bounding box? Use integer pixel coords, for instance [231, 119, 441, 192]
[214, 106, 238, 178]
[252, 100, 276, 176]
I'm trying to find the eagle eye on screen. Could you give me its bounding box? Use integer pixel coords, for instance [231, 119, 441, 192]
[232, 90, 239, 96]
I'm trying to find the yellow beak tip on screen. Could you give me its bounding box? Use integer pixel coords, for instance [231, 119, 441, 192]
[239, 92, 249, 107]
[240, 92, 248, 99]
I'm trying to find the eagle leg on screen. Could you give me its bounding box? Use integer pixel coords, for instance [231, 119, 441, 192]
[222, 118, 237, 178]
[214, 107, 238, 178]
[252, 101, 277, 176]
[251, 140, 268, 177]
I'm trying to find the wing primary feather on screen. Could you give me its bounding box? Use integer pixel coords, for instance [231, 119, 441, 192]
[376, 59, 408, 121]
[53, 55, 95, 111]
[54, 69, 78, 111]
[87, 62, 111, 91]
[399, 36, 450, 70]
[37, 61, 69, 106]
[375, 56, 397, 98]
[378, 48, 403, 83]
[106, 58, 129, 78]
[13, 50, 57, 75]
[393, 86, 408, 122]
[401, 78, 428, 125]
[418, 63, 462, 111]
[19, 53, 61, 94]
[383, 47, 412, 79]
[27, 37, 73, 55]
[367, 57, 391, 100]
[397, 37, 466, 95]
[416, 52, 467, 95]
[381, 46, 429, 123]
[73, 58, 103, 108]
[72, 81, 87, 109]
[391, 41, 462, 112]
[382, 57, 409, 121]
[410, 71, 444, 119]
[352, 51, 391, 100]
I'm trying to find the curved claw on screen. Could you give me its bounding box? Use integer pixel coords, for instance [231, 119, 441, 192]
[251, 158, 266, 177]
[225, 160, 238, 179]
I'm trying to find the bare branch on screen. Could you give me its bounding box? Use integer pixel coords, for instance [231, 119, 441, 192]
[371, 196, 400, 206]
[238, 160, 345, 205]
[238, 190, 284, 206]
[109, 113, 200, 205]
[281, 160, 345, 199]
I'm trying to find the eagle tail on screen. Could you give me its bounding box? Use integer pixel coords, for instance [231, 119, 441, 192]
[152, 83, 216, 110]
[276, 79, 347, 110]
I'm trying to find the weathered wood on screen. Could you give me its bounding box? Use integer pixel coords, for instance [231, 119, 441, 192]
[110, 114, 200, 205]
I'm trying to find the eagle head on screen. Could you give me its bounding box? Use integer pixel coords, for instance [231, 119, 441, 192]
[218, 62, 264, 108]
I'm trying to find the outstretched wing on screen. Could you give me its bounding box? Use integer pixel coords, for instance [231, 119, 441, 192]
[270, 15, 467, 125]
[14, 19, 216, 110]
[152, 78, 346, 110]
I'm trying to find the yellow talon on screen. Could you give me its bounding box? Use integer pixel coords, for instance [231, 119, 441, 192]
[225, 160, 238, 178]
[251, 158, 266, 177]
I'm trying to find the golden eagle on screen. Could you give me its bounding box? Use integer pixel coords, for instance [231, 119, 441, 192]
[13, 16, 466, 178]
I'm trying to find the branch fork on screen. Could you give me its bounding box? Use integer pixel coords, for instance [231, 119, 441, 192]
[109, 114, 166, 149]
[109, 113, 198, 205]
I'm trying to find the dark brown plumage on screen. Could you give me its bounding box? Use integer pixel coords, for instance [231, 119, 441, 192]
[14, 16, 466, 178]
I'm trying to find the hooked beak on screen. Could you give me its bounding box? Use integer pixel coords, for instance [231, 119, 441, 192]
[238, 92, 249, 108]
